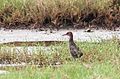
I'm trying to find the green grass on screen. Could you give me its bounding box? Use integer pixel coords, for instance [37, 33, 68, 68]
[0, 62, 120, 79]
[0, 39, 119, 79]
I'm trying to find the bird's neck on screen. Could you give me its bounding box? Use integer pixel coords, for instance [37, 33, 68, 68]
[69, 36, 74, 42]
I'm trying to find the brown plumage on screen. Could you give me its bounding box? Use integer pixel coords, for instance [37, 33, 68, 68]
[63, 32, 83, 58]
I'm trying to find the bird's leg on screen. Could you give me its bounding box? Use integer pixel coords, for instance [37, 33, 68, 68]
[72, 58, 77, 61]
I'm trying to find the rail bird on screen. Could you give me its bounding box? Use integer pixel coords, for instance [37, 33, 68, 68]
[63, 32, 83, 58]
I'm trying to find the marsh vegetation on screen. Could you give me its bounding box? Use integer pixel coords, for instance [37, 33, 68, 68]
[0, 0, 119, 29]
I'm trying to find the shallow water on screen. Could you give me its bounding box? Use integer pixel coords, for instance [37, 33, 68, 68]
[0, 29, 120, 44]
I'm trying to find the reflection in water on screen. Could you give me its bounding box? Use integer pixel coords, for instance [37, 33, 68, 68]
[0, 41, 63, 54]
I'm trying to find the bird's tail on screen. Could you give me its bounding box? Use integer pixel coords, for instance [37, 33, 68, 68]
[79, 53, 83, 58]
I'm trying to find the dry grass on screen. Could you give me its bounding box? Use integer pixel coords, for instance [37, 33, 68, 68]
[0, 0, 119, 29]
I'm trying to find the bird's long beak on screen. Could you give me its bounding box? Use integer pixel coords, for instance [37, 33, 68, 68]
[62, 34, 67, 36]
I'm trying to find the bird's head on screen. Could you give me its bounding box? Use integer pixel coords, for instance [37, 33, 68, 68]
[63, 32, 73, 37]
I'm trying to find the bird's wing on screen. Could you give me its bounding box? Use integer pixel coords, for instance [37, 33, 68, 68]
[69, 42, 83, 57]
[70, 45, 79, 55]
[77, 46, 83, 57]
[70, 44, 83, 57]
